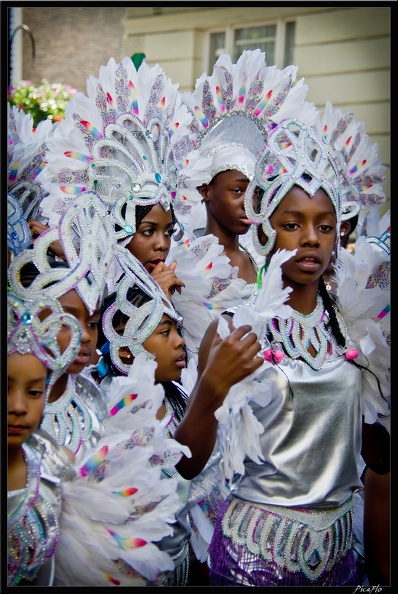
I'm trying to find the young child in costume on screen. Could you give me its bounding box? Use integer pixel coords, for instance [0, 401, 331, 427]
[96, 244, 257, 585]
[8, 192, 113, 462]
[7, 293, 190, 588]
[7, 293, 80, 586]
[173, 117, 390, 586]
[167, 49, 318, 364]
[96, 255, 192, 586]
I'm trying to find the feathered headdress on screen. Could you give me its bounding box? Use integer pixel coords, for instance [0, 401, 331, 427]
[101, 247, 183, 374]
[316, 100, 387, 220]
[175, 49, 319, 234]
[37, 57, 195, 241]
[7, 104, 54, 257]
[7, 291, 82, 394]
[8, 191, 115, 315]
[244, 118, 342, 256]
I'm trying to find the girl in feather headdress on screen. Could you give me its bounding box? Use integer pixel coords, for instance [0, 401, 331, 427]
[35, 56, 195, 299]
[7, 192, 118, 463]
[7, 292, 190, 588]
[7, 293, 80, 586]
[167, 49, 318, 365]
[173, 116, 390, 587]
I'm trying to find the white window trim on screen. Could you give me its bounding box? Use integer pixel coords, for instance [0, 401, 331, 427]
[204, 19, 292, 74]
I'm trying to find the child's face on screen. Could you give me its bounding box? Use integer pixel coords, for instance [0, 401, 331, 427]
[56, 290, 100, 375]
[119, 314, 186, 383]
[126, 204, 175, 273]
[199, 169, 253, 236]
[269, 185, 337, 286]
[8, 352, 47, 448]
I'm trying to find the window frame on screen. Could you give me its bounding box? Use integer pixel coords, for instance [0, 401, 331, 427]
[204, 19, 295, 74]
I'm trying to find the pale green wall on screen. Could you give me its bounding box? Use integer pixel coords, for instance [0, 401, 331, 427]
[123, 6, 390, 212]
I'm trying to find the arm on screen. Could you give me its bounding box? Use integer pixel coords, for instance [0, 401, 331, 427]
[361, 420, 390, 475]
[363, 468, 390, 585]
[175, 317, 262, 479]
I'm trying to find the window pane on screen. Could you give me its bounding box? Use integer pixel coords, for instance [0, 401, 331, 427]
[284, 22, 296, 67]
[209, 32, 226, 74]
[234, 25, 276, 65]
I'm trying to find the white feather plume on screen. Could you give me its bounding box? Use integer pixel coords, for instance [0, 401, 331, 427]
[335, 241, 390, 426]
[168, 234, 249, 363]
[212, 249, 294, 480]
[54, 353, 191, 586]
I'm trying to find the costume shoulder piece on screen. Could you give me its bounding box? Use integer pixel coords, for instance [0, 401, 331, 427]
[334, 213, 390, 428]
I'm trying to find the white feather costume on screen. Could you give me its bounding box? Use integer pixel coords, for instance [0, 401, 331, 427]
[54, 353, 191, 586]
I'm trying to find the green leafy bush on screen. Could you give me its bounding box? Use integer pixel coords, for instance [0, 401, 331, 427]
[8, 79, 77, 128]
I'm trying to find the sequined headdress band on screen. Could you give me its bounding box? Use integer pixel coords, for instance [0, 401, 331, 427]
[245, 118, 342, 257]
[101, 247, 183, 374]
[7, 291, 82, 395]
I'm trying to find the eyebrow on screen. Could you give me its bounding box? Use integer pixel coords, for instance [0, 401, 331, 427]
[158, 318, 173, 328]
[280, 209, 335, 217]
[138, 220, 175, 227]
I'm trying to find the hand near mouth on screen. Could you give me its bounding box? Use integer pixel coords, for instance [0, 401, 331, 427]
[151, 260, 185, 300]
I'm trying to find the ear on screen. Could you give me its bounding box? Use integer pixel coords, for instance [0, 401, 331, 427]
[197, 184, 211, 202]
[340, 220, 352, 248]
[340, 220, 352, 237]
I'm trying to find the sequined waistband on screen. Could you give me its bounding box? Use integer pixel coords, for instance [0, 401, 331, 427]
[221, 496, 354, 582]
[162, 541, 190, 587]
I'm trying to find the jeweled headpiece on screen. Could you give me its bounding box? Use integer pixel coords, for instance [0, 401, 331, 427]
[7, 193, 31, 257]
[361, 208, 390, 258]
[244, 118, 342, 256]
[315, 100, 387, 220]
[8, 191, 114, 315]
[7, 104, 54, 257]
[7, 291, 82, 392]
[37, 57, 195, 241]
[101, 247, 183, 374]
[176, 49, 319, 234]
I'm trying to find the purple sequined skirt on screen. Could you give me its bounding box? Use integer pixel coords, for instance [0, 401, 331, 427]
[209, 496, 359, 587]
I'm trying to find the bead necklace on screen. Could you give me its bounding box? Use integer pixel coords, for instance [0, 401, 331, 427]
[267, 295, 347, 371]
[41, 374, 93, 455]
[8, 443, 59, 586]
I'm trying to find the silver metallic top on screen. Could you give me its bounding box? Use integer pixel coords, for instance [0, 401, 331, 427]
[233, 355, 363, 509]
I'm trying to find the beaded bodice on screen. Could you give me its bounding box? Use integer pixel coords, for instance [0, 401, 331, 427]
[267, 295, 347, 371]
[7, 433, 75, 586]
[41, 374, 106, 457]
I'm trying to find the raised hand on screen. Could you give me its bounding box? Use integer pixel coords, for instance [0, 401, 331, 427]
[151, 259, 185, 299]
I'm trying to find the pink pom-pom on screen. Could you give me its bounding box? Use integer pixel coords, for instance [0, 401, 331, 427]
[345, 349, 359, 360]
[273, 350, 284, 363]
[263, 348, 273, 362]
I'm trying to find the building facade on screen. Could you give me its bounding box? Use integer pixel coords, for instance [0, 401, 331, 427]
[8, 5, 391, 212]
